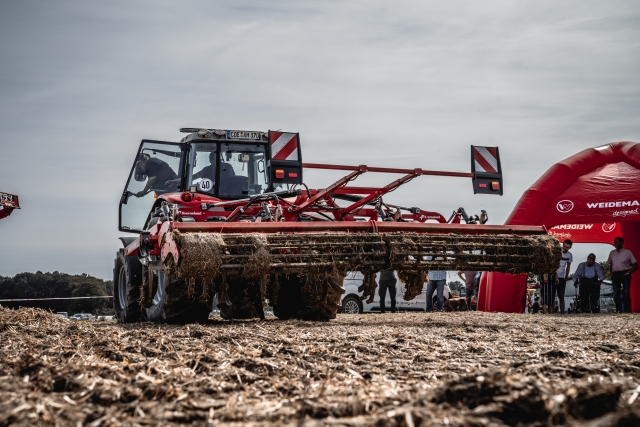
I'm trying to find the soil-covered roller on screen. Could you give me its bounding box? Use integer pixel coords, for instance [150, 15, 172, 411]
[169, 230, 560, 279]
[159, 230, 559, 321]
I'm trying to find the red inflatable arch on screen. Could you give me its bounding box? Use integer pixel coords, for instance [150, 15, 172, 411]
[479, 141, 640, 313]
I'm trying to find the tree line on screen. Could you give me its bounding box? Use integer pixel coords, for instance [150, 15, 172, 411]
[0, 271, 113, 315]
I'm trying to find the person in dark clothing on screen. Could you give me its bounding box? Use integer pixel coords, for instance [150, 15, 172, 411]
[378, 269, 397, 313]
[185, 151, 218, 193]
[134, 154, 178, 196]
[573, 253, 605, 313]
[193, 151, 217, 182]
[607, 237, 638, 313]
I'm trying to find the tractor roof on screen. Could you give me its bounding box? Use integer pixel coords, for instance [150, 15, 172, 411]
[179, 128, 268, 144]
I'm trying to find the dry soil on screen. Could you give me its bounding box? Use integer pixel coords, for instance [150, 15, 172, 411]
[2, 307, 640, 426]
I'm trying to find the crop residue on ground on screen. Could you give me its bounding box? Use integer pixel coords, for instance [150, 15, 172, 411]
[2, 307, 640, 426]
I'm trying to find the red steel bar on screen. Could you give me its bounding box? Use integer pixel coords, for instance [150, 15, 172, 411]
[172, 221, 548, 235]
[340, 173, 418, 218]
[302, 163, 474, 178]
[291, 169, 364, 214]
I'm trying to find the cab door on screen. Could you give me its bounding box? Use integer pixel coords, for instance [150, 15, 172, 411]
[119, 140, 185, 233]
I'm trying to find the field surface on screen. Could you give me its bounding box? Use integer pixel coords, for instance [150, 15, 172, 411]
[2, 307, 640, 426]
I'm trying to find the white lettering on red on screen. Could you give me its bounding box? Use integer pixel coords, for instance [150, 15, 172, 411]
[587, 200, 639, 209]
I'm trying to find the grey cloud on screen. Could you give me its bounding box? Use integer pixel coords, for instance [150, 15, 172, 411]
[0, 0, 639, 278]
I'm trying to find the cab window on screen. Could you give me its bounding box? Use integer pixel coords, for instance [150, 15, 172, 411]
[186, 143, 217, 194]
[219, 143, 268, 197]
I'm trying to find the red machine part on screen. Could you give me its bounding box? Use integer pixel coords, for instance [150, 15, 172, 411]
[0, 192, 20, 220]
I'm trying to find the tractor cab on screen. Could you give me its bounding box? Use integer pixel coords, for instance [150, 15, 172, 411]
[119, 128, 304, 232]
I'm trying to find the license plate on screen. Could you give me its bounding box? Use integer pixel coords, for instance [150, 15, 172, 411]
[227, 130, 261, 140]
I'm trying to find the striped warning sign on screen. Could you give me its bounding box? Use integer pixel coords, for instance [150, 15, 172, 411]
[270, 132, 299, 161]
[473, 146, 499, 173]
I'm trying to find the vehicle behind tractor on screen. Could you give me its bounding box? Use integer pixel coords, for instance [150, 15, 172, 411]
[114, 128, 560, 323]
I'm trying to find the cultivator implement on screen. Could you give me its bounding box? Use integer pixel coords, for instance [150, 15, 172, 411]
[115, 128, 561, 323]
[151, 222, 559, 313]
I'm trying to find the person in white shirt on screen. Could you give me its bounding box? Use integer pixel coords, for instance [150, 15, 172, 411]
[555, 239, 573, 314]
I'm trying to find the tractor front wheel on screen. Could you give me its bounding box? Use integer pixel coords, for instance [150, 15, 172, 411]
[145, 270, 212, 324]
[113, 250, 142, 324]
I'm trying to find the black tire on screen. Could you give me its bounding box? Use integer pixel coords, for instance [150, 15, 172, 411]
[145, 270, 212, 324]
[273, 274, 345, 321]
[217, 278, 263, 320]
[113, 250, 143, 324]
[341, 295, 363, 314]
[272, 275, 302, 320]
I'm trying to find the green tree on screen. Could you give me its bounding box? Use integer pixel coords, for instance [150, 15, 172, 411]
[68, 282, 110, 315]
[599, 261, 612, 280]
[0, 271, 113, 314]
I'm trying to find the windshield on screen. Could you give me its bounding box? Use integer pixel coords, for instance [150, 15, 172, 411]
[186, 142, 269, 198]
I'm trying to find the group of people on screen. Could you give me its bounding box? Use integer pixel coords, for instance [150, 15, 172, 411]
[535, 237, 637, 314]
[377, 268, 479, 313]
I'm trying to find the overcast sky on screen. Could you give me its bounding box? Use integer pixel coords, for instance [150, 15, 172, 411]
[1, 0, 639, 279]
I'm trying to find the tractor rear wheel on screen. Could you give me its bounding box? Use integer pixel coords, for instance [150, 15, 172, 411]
[113, 250, 142, 324]
[145, 270, 212, 323]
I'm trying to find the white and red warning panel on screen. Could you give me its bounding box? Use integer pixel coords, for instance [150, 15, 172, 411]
[270, 132, 300, 161]
[471, 146, 503, 195]
[268, 131, 303, 184]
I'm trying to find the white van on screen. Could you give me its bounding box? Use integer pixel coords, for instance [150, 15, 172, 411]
[341, 271, 452, 314]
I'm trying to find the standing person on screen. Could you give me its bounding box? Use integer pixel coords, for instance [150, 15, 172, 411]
[573, 253, 605, 313]
[607, 237, 638, 313]
[426, 269, 446, 312]
[539, 273, 555, 314]
[556, 240, 573, 314]
[457, 271, 477, 311]
[378, 269, 397, 314]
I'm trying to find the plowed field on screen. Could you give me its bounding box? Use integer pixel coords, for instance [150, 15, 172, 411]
[2, 307, 640, 426]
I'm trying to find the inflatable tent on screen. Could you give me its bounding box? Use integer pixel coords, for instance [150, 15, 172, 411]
[479, 141, 640, 313]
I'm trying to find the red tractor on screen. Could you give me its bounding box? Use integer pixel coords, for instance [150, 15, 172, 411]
[0, 192, 20, 220]
[114, 128, 558, 323]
